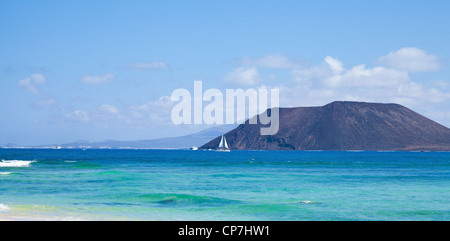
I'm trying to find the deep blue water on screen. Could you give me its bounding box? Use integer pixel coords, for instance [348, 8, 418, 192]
[1, 149, 450, 220]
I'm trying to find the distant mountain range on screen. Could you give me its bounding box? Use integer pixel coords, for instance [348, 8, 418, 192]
[1, 124, 237, 149]
[201, 101, 450, 151]
[61, 124, 238, 149]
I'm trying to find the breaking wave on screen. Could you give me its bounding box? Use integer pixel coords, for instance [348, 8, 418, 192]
[299, 200, 321, 204]
[0, 160, 36, 167]
[0, 203, 10, 211]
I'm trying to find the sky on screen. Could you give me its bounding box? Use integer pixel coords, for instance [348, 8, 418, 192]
[1, 0, 450, 145]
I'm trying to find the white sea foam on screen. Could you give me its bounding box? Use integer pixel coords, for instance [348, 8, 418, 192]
[0, 160, 36, 167]
[300, 200, 320, 204]
[0, 172, 12, 175]
[0, 203, 10, 211]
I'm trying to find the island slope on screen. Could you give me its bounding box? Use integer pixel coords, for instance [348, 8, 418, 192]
[201, 101, 450, 151]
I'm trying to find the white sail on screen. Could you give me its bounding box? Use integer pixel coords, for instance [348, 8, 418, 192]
[224, 136, 229, 149]
[216, 135, 230, 152]
[217, 135, 230, 151]
[219, 135, 224, 148]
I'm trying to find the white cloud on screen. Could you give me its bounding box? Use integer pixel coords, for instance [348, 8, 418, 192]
[18, 73, 46, 94]
[61, 97, 174, 128]
[226, 50, 448, 114]
[397, 82, 424, 98]
[274, 54, 450, 109]
[327, 64, 409, 88]
[290, 65, 325, 89]
[65, 109, 90, 122]
[99, 104, 120, 114]
[291, 56, 409, 89]
[433, 80, 450, 89]
[129, 96, 174, 123]
[378, 47, 440, 72]
[388, 82, 449, 108]
[225, 67, 260, 86]
[324, 56, 344, 74]
[80, 73, 114, 84]
[124, 61, 170, 70]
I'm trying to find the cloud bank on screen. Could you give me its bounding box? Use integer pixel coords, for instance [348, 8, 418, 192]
[80, 73, 115, 85]
[223, 48, 448, 110]
[378, 47, 440, 72]
[18, 73, 46, 94]
[224, 67, 260, 86]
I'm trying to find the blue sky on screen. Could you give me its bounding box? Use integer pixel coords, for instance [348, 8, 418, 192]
[2, 0, 450, 145]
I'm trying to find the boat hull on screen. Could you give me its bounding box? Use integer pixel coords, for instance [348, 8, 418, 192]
[216, 148, 230, 152]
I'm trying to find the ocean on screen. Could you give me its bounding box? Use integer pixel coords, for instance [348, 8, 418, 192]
[1, 149, 450, 221]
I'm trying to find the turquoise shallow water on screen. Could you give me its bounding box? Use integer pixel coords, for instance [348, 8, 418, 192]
[1, 149, 450, 220]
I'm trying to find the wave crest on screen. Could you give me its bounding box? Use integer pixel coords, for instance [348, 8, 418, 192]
[0, 160, 36, 167]
[300, 200, 320, 204]
[0, 203, 10, 211]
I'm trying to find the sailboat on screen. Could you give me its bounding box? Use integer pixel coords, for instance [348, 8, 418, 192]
[216, 135, 230, 152]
